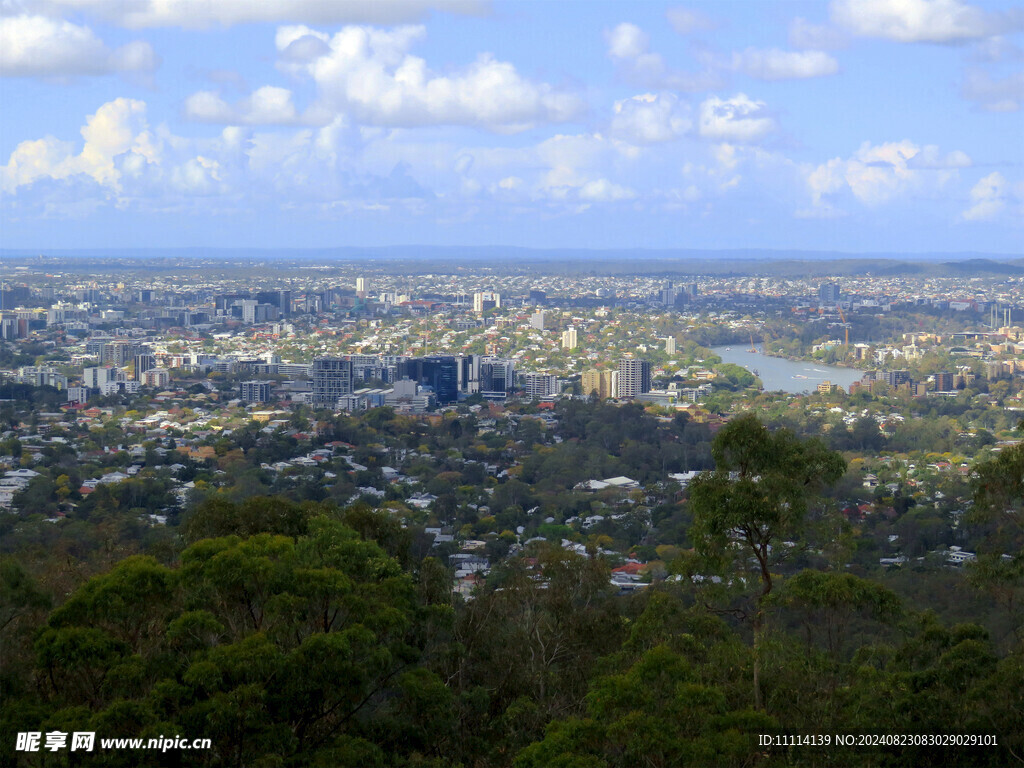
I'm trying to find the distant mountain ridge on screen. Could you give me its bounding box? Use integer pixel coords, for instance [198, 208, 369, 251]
[2, 247, 1022, 277]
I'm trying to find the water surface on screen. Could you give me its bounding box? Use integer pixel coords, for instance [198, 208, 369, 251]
[710, 345, 863, 394]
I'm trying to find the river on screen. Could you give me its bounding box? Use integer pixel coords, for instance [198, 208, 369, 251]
[709, 345, 864, 394]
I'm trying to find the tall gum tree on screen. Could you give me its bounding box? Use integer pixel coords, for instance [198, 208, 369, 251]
[686, 413, 846, 709]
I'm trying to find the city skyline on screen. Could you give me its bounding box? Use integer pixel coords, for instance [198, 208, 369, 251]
[2, 0, 1023, 253]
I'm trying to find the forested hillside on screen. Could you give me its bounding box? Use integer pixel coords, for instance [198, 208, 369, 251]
[2, 407, 1022, 767]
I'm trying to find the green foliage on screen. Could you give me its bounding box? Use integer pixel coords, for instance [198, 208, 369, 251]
[970, 442, 1024, 551]
[515, 644, 775, 768]
[689, 413, 846, 585]
[13, 518, 445, 767]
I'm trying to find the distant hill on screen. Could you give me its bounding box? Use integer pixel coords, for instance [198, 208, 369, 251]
[2, 246, 1021, 277]
[938, 258, 1024, 276]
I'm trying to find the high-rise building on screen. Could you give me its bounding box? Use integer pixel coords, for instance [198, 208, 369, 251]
[617, 359, 651, 398]
[461, 355, 515, 396]
[561, 327, 578, 350]
[133, 353, 156, 380]
[660, 282, 675, 306]
[934, 372, 954, 392]
[529, 290, 546, 304]
[883, 370, 911, 388]
[399, 356, 459, 404]
[521, 373, 559, 399]
[82, 366, 117, 390]
[664, 336, 676, 354]
[240, 380, 274, 403]
[473, 291, 501, 313]
[529, 311, 545, 330]
[144, 368, 171, 388]
[255, 290, 292, 317]
[241, 300, 258, 324]
[312, 357, 353, 406]
[582, 369, 615, 400]
[481, 358, 515, 395]
[102, 340, 135, 366]
[819, 282, 841, 306]
[356, 278, 369, 298]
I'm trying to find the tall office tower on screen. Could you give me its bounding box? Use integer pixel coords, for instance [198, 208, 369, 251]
[660, 281, 675, 306]
[582, 369, 615, 400]
[561, 327, 578, 350]
[521, 373, 559, 399]
[481, 357, 515, 395]
[617, 359, 651, 398]
[255, 290, 292, 317]
[884, 369, 911, 388]
[312, 357, 353, 406]
[356, 277, 368, 295]
[399, 356, 459, 404]
[934, 372, 954, 392]
[241, 300, 258, 323]
[819, 282, 841, 306]
[82, 366, 117, 390]
[529, 311, 545, 330]
[133, 353, 156, 380]
[529, 289, 546, 304]
[664, 336, 676, 354]
[689, 282, 698, 298]
[472, 291, 501, 313]
[215, 293, 249, 314]
[459, 354, 479, 393]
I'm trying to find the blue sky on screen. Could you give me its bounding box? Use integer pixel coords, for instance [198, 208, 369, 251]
[1, 0, 1022, 253]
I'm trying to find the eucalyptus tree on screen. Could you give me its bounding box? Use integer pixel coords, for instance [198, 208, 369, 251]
[686, 413, 846, 709]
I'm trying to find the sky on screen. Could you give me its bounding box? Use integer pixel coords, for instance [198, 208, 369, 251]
[1, 0, 1022, 254]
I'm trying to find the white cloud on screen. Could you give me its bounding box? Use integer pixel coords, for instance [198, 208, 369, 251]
[23, 0, 489, 29]
[579, 178, 636, 202]
[733, 48, 839, 80]
[789, 17, 848, 50]
[2, 98, 158, 192]
[666, 7, 715, 35]
[830, 0, 1022, 43]
[698, 94, 776, 142]
[185, 86, 299, 124]
[109, 39, 160, 73]
[607, 22, 648, 60]
[609, 93, 691, 144]
[0, 15, 158, 77]
[961, 171, 1007, 220]
[186, 24, 582, 131]
[171, 156, 223, 195]
[906, 144, 972, 168]
[607, 21, 723, 92]
[969, 36, 1024, 63]
[805, 140, 968, 209]
[183, 92, 234, 123]
[961, 68, 1024, 111]
[713, 143, 740, 170]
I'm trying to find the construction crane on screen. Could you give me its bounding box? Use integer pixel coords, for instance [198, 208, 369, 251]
[836, 304, 849, 355]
